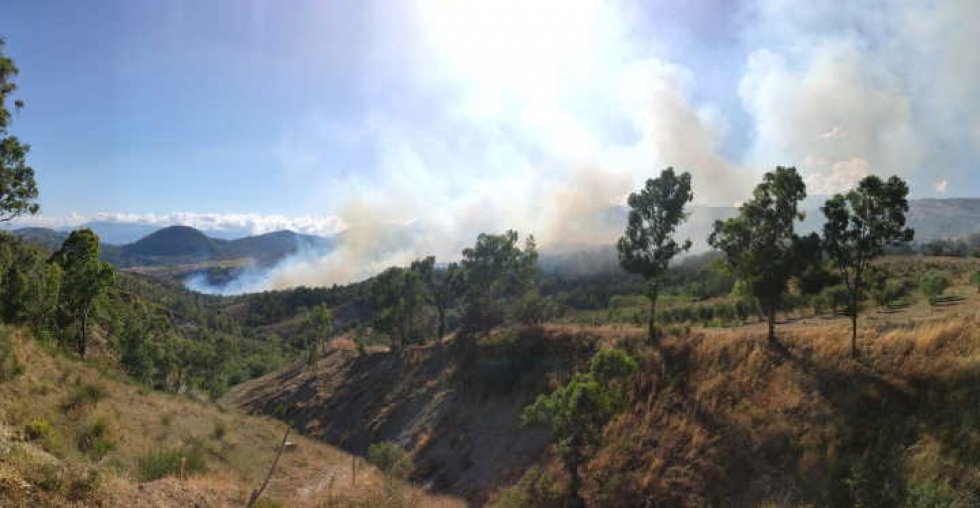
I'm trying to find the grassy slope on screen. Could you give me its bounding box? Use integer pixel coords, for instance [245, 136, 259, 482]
[0, 327, 463, 507]
[229, 257, 980, 507]
[548, 269, 980, 506]
[581, 311, 980, 506]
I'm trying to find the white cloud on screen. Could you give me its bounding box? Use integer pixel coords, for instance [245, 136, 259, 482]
[11, 212, 346, 237]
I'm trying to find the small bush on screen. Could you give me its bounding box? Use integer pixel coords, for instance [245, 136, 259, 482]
[24, 418, 54, 442]
[821, 285, 851, 315]
[489, 465, 565, 508]
[67, 466, 101, 500]
[77, 418, 115, 460]
[63, 383, 107, 412]
[367, 441, 412, 479]
[0, 332, 23, 382]
[211, 421, 227, 440]
[29, 463, 64, 493]
[920, 270, 950, 305]
[137, 446, 208, 481]
[906, 480, 962, 508]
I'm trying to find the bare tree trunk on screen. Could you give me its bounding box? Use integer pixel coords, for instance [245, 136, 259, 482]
[851, 276, 860, 358]
[766, 306, 776, 344]
[246, 427, 291, 508]
[567, 449, 584, 508]
[647, 286, 659, 346]
[851, 313, 858, 359]
[79, 310, 88, 358]
[436, 303, 446, 339]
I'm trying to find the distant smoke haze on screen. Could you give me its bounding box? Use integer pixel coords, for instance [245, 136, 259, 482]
[18, 0, 980, 294]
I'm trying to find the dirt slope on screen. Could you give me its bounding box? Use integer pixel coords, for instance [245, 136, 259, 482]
[224, 328, 611, 504]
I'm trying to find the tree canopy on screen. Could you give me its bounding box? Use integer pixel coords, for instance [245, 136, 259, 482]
[459, 230, 538, 332]
[523, 348, 637, 507]
[51, 229, 115, 357]
[822, 175, 913, 356]
[709, 166, 807, 343]
[617, 167, 693, 344]
[0, 37, 39, 222]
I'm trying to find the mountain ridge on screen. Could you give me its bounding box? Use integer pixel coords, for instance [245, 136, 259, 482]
[10, 224, 335, 269]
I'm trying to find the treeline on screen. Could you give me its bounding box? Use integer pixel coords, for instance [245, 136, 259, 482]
[617, 166, 914, 357]
[365, 230, 539, 348]
[0, 231, 298, 396]
[916, 233, 980, 257]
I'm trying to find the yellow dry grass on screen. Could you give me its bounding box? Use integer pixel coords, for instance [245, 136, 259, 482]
[575, 304, 980, 506]
[0, 326, 464, 507]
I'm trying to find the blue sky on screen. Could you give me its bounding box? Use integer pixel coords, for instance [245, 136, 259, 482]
[1, 0, 978, 247]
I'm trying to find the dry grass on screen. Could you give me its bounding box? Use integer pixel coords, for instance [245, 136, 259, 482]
[576, 305, 980, 506]
[0, 327, 464, 507]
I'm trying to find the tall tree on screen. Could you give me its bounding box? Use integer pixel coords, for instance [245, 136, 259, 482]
[459, 230, 537, 332]
[371, 265, 428, 349]
[709, 166, 807, 343]
[822, 175, 913, 357]
[617, 167, 693, 344]
[412, 256, 462, 339]
[304, 303, 333, 367]
[0, 37, 40, 222]
[52, 229, 114, 357]
[523, 348, 637, 507]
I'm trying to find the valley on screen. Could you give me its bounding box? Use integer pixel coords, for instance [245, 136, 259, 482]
[4, 4, 980, 506]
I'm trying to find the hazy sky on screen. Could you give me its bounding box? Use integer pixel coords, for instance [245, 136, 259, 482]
[1, 0, 978, 237]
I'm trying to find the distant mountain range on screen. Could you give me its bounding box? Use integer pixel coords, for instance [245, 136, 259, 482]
[11, 225, 334, 269]
[9, 197, 980, 283]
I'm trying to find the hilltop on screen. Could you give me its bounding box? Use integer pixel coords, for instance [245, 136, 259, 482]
[108, 225, 334, 267]
[10, 226, 336, 287]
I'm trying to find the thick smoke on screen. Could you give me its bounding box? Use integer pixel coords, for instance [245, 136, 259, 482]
[194, 0, 980, 294]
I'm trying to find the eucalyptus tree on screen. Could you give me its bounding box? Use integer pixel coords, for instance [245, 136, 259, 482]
[0, 37, 39, 222]
[523, 348, 637, 507]
[52, 229, 115, 357]
[822, 175, 913, 357]
[459, 230, 537, 332]
[617, 167, 693, 344]
[304, 303, 333, 366]
[709, 166, 807, 343]
[411, 256, 462, 339]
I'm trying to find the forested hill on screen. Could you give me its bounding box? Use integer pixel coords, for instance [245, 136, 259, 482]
[12, 224, 334, 268]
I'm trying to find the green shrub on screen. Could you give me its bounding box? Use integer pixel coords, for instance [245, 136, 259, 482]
[24, 418, 54, 442]
[512, 289, 554, 325]
[68, 466, 101, 500]
[920, 270, 950, 305]
[905, 479, 962, 508]
[872, 279, 905, 310]
[137, 446, 208, 481]
[77, 418, 115, 460]
[367, 441, 412, 479]
[0, 332, 23, 382]
[29, 463, 64, 493]
[821, 285, 850, 315]
[489, 465, 565, 508]
[62, 383, 107, 411]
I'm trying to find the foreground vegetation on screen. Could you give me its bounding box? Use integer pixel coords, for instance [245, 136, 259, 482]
[0, 326, 462, 507]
